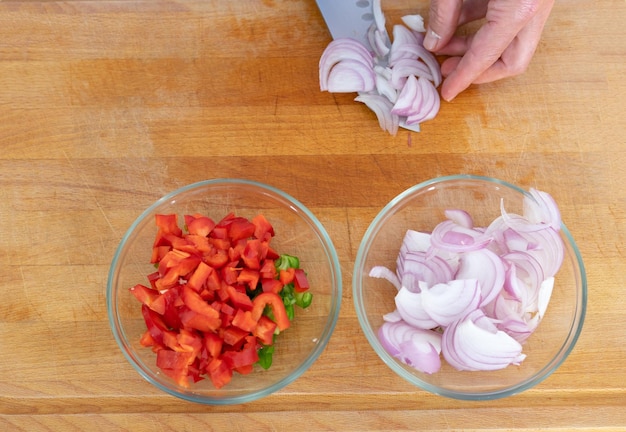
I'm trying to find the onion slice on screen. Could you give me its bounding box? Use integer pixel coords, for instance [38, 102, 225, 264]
[455, 248, 505, 307]
[442, 310, 526, 371]
[420, 279, 482, 327]
[395, 283, 438, 330]
[378, 320, 442, 374]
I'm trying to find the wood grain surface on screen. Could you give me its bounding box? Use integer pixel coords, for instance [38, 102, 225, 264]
[0, 0, 625, 430]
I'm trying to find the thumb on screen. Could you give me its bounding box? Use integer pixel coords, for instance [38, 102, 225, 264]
[423, 0, 463, 52]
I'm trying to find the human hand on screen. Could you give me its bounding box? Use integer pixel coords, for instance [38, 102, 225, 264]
[422, 0, 555, 101]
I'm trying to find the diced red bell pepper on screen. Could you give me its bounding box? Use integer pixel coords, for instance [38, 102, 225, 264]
[140, 330, 157, 348]
[141, 305, 175, 348]
[237, 268, 260, 290]
[159, 285, 183, 329]
[184, 234, 211, 254]
[226, 285, 253, 311]
[146, 271, 161, 289]
[222, 326, 249, 347]
[252, 214, 274, 241]
[259, 259, 277, 279]
[203, 332, 223, 359]
[221, 263, 240, 285]
[156, 349, 194, 387]
[187, 261, 213, 292]
[261, 278, 283, 294]
[228, 217, 256, 242]
[211, 227, 228, 240]
[231, 309, 257, 333]
[293, 268, 310, 293]
[253, 315, 278, 345]
[215, 212, 236, 227]
[179, 308, 220, 333]
[241, 239, 262, 270]
[130, 284, 164, 314]
[279, 267, 295, 285]
[155, 214, 183, 236]
[251, 292, 291, 331]
[187, 215, 216, 237]
[235, 364, 254, 375]
[207, 357, 232, 389]
[177, 329, 202, 358]
[222, 344, 259, 370]
[132, 211, 310, 390]
[151, 245, 171, 264]
[266, 245, 280, 260]
[181, 285, 221, 331]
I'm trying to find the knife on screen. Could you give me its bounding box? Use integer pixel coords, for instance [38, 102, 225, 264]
[315, 0, 376, 50]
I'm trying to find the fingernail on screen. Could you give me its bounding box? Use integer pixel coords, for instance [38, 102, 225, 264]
[423, 29, 441, 51]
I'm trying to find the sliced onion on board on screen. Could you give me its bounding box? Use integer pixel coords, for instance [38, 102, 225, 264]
[319, 3, 441, 135]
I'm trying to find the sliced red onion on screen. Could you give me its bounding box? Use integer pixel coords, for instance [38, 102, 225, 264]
[390, 58, 434, 89]
[420, 279, 481, 327]
[398, 337, 441, 374]
[325, 59, 376, 93]
[495, 315, 538, 343]
[388, 25, 441, 87]
[524, 188, 562, 232]
[401, 14, 426, 32]
[499, 189, 562, 234]
[375, 70, 398, 102]
[429, 220, 492, 253]
[389, 25, 422, 65]
[491, 295, 539, 343]
[378, 320, 442, 374]
[538, 276, 554, 319]
[442, 310, 526, 371]
[502, 251, 545, 306]
[398, 250, 455, 289]
[502, 225, 565, 279]
[399, 229, 432, 254]
[369, 265, 401, 290]
[405, 77, 440, 124]
[394, 284, 438, 329]
[367, 25, 391, 59]
[455, 248, 505, 307]
[319, 39, 374, 92]
[383, 309, 403, 323]
[319, 7, 441, 135]
[372, 0, 386, 35]
[371, 188, 563, 373]
[444, 209, 474, 229]
[354, 93, 399, 135]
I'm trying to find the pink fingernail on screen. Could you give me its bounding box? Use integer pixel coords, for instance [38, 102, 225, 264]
[423, 29, 441, 51]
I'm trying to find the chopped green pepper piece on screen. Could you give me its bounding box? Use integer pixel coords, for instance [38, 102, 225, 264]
[275, 254, 300, 271]
[257, 345, 275, 370]
[295, 291, 313, 308]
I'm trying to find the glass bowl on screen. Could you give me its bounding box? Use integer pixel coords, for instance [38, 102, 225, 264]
[107, 179, 342, 404]
[353, 174, 586, 400]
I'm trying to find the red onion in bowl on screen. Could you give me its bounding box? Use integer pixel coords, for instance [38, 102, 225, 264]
[368, 187, 566, 374]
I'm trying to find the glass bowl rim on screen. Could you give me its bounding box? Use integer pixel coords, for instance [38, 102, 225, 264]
[106, 178, 343, 404]
[352, 174, 587, 400]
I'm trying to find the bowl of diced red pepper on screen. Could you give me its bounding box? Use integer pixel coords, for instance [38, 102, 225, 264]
[107, 179, 342, 404]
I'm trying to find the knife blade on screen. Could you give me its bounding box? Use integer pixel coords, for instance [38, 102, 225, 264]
[315, 0, 375, 50]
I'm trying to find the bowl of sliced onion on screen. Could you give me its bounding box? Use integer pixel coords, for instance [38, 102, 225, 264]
[353, 174, 586, 400]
